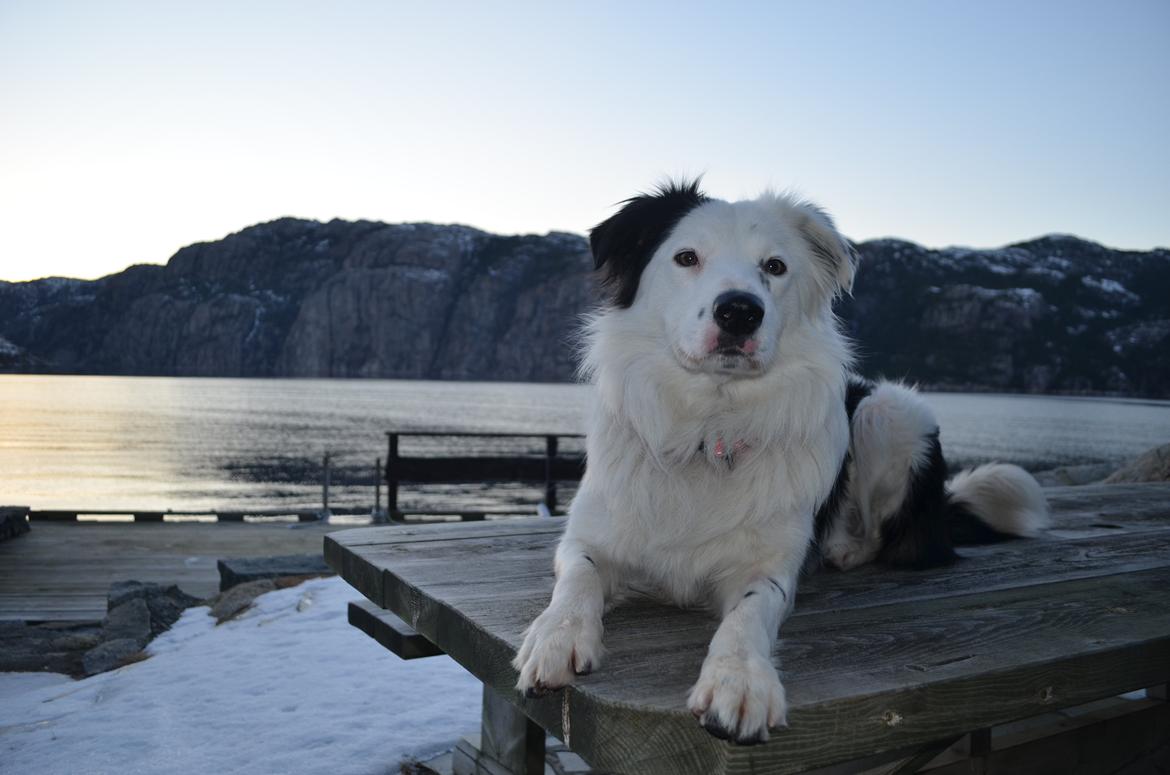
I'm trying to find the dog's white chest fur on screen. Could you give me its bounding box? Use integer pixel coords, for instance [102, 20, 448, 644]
[566, 330, 850, 606]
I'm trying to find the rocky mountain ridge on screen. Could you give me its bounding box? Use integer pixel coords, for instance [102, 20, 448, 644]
[2, 218, 1167, 396]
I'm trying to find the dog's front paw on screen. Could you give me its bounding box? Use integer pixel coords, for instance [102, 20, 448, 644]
[687, 652, 787, 745]
[512, 606, 603, 698]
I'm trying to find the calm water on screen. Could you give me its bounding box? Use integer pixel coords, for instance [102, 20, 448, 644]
[1, 375, 1167, 513]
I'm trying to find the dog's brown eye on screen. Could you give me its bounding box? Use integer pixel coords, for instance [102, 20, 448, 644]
[763, 257, 787, 276]
[674, 250, 699, 267]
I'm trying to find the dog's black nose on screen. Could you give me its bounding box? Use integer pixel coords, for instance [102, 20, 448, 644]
[713, 291, 765, 337]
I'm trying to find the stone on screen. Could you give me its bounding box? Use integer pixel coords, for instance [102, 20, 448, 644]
[217, 554, 330, 591]
[49, 631, 103, 652]
[82, 638, 145, 676]
[555, 750, 591, 773]
[107, 580, 154, 609]
[0, 621, 99, 675]
[209, 579, 277, 623]
[102, 598, 152, 648]
[1105, 443, 1170, 484]
[0, 582, 202, 678]
[107, 580, 203, 636]
[0, 506, 30, 542]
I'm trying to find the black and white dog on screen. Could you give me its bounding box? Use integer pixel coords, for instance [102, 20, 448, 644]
[513, 181, 1049, 744]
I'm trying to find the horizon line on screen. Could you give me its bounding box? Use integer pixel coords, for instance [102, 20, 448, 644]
[5, 216, 1167, 285]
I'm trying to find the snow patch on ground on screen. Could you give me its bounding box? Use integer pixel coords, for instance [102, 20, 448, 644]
[0, 577, 482, 775]
[0, 671, 74, 693]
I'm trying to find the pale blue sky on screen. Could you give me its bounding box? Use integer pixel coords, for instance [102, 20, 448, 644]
[1, 0, 1167, 281]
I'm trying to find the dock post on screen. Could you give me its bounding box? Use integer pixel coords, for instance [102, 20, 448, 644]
[373, 457, 388, 523]
[544, 435, 558, 514]
[386, 433, 399, 519]
[321, 452, 331, 520]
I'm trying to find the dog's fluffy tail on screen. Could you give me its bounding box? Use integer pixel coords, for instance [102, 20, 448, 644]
[946, 463, 1050, 545]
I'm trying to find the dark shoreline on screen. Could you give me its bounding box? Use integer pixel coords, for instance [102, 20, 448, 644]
[2, 370, 1169, 403]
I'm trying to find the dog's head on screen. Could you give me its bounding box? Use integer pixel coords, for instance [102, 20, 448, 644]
[589, 180, 857, 377]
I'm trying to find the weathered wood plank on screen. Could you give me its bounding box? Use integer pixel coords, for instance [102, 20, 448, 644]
[325, 519, 564, 549]
[0, 521, 341, 621]
[390, 455, 585, 484]
[473, 686, 546, 775]
[328, 481, 1169, 554]
[371, 562, 1170, 775]
[923, 699, 1170, 775]
[347, 599, 443, 660]
[331, 484, 1170, 775]
[327, 522, 1170, 626]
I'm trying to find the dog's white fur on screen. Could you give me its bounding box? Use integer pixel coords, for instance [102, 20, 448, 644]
[948, 463, 1050, 536]
[821, 384, 1049, 570]
[513, 188, 1049, 744]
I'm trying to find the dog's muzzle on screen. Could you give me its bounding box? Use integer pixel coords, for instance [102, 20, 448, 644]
[713, 291, 764, 338]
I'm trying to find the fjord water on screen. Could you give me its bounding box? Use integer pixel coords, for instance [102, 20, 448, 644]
[1, 374, 1167, 513]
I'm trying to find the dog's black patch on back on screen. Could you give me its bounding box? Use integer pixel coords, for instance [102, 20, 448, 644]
[876, 430, 958, 569]
[589, 179, 708, 308]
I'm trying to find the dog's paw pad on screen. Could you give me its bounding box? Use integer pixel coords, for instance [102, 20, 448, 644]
[687, 653, 787, 745]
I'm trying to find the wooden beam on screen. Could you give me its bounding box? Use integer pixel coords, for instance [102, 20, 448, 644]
[923, 700, 1170, 774]
[347, 600, 443, 660]
[329, 491, 1170, 775]
[389, 455, 584, 484]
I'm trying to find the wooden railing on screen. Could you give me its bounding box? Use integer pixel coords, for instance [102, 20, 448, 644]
[16, 432, 588, 525]
[23, 507, 370, 522]
[385, 431, 585, 521]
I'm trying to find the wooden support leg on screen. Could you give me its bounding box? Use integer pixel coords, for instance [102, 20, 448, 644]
[453, 685, 545, 775]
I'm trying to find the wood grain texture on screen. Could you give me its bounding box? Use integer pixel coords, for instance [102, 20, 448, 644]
[347, 599, 443, 660]
[326, 516, 1170, 622]
[0, 521, 342, 621]
[330, 483, 1170, 775]
[923, 700, 1170, 775]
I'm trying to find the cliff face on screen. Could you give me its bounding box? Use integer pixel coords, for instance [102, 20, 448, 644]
[835, 237, 1170, 396]
[1, 219, 1167, 396]
[0, 219, 595, 381]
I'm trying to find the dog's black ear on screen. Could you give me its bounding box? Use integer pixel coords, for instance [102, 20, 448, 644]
[589, 180, 708, 308]
[795, 203, 858, 297]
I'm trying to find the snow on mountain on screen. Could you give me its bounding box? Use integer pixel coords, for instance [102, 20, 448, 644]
[1, 224, 1167, 396]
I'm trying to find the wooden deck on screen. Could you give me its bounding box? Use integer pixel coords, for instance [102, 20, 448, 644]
[326, 483, 1170, 774]
[0, 521, 342, 622]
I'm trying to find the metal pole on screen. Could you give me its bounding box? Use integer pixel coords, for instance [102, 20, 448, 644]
[544, 435, 558, 514]
[375, 457, 381, 515]
[386, 433, 399, 518]
[322, 452, 331, 516]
